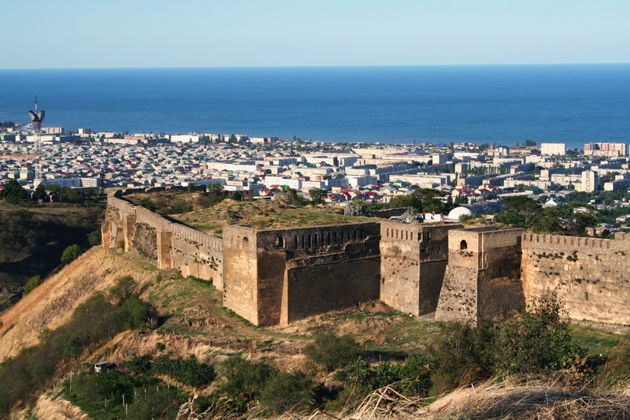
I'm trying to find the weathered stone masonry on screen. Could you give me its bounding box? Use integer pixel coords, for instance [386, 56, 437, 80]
[223, 223, 381, 326]
[102, 196, 224, 289]
[102, 196, 630, 329]
[380, 222, 463, 316]
[521, 233, 630, 328]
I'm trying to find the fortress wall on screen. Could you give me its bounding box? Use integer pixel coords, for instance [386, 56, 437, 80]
[103, 196, 224, 288]
[522, 233, 630, 327]
[171, 224, 224, 289]
[436, 228, 524, 323]
[283, 224, 381, 324]
[224, 223, 381, 326]
[222, 226, 259, 325]
[380, 222, 462, 315]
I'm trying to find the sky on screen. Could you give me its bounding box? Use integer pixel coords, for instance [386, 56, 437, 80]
[1, 0, 630, 69]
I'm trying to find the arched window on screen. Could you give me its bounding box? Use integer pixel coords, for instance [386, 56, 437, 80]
[460, 240, 468, 250]
[242, 237, 249, 248]
[275, 235, 285, 248]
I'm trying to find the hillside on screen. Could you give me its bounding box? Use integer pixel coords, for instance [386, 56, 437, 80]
[1, 245, 628, 419]
[0, 204, 101, 313]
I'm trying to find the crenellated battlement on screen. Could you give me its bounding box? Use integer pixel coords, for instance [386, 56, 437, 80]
[522, 232, 629, 251]
[102, 195, 630, 329]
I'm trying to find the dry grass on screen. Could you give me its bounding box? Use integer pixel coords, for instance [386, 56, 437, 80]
[347, 379, 630, 420]
[173, 199, 371, 235]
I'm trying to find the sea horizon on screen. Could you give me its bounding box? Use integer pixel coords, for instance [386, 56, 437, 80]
[1, 63, 629, 147]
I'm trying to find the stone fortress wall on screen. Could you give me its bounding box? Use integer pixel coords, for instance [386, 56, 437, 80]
[435, 227, 525, 323]
[102, 196, 224, 289]
[102, 195, 630, 330]
[521, 233, 630, 328]
[380, 222, 462, 316]
[223, 223, 381, 326]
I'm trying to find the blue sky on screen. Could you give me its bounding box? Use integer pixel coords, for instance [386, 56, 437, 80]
[2, 0, 629, 68]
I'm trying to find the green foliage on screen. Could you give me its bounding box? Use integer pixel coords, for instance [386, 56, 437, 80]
[259, 371, 314, 414]
[32, 183, 47, 201]
[495, 294, 585, 374]
[309, 189, 328, 205]
[197, 183, 227, 207]
[430, 294, 586, 394]
[496, 197, 595, 235]
[335, 353, 432, 397]
[0, 210, 44, 254]
[108, 275, 137, 303]
[0, 292, 154, 415]
[151, 355, 215, 387]
[388, 188, 447, 213]
[22, 275, 42, 296]
[60, 243, 82, 263]
[63, 371, 182, 420]
[124, 355, 153, 374]
[0, 180, 29, 203]
[304, 332, 362, 371]
[87, 228, 101, 246]
[216, 356, 277, 413]
[430, 321, 497, 393]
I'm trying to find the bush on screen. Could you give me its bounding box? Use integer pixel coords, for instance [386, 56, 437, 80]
[151, 356, 215, 387]
[431, 321, 497, 394]
[305, 332, 362, 372]
[335, 353, 433, 398]
[61, 244, 82, 263]
[495, 294, 585, 374]
[216, 356, 277, 413]
[63, 371, 182, 420]
[259, 371, 314, 414]
[22, 275, 42, 296]
[0, 292, 154, 415]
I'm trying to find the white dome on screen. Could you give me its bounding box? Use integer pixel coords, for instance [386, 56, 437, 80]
[448, 206, 473, 220]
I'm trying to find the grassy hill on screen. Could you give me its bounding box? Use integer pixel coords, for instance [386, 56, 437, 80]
[0, 245, 628, 419]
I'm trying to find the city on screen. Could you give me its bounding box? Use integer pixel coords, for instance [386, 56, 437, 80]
[2, 118, 629, 235]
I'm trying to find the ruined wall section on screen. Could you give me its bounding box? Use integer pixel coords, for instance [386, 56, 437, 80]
[380, 222, 462, 316]
[522, 233, 630, 328]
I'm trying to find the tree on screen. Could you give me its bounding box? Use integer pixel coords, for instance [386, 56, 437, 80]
[61, 244, 82, 263]
[309, 189, 327, 205]
[0, 180, 29, 204]
[389, 188, 446, 213]
[525, 140, 537, 147]
[22, 275, 42, 296]
[32, 183, 47, 201]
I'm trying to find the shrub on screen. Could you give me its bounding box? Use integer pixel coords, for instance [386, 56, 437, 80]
[304, 332, 362, 371]
[108, 276, 137, 303]
[216, 356, 277, 413]
[124, 355, 153, 374]
[495, 294, 586, 374]
[151, 356, 215, 387]
[0, 292, 154, 415]
[430, 321, 497, 394]
[22, 275, 42, 296]
[63, 371, 182, 420]
[60, 244, 82, 263]
[259, 371, 314, 414]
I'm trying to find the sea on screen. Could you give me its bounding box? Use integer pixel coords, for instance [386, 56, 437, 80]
[1, 64, 629, 148]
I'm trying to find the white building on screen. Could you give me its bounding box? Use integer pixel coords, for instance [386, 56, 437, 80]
[170, 134, 201, 143]
[579, 170, 599, 192]
[584, 142, 627, 157]
[541, 143, 566, 156]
